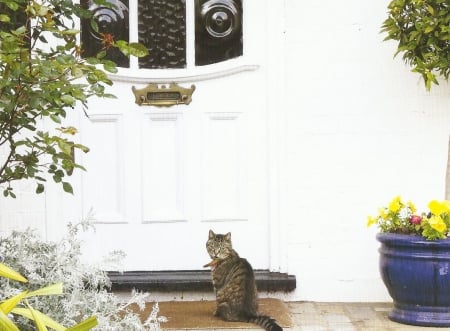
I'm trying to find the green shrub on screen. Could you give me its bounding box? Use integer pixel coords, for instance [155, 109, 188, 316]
[0, 0, 148, 197]
[381, 0, 450, 90]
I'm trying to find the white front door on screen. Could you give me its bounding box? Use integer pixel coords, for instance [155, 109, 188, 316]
[49, 0, 275, 271]
[74, 74, 269, 270]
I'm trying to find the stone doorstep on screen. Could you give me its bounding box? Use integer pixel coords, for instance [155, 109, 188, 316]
[135, 298, 293, 330]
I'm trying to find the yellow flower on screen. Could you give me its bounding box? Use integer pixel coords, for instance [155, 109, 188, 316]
[367, 216, 377, 227]
[428, 200, 450, 216]
[378, 208, 388, 220]
[388, 196, 402, 213]
[407, 200, 416, 213]
[428, 215, 447, 233]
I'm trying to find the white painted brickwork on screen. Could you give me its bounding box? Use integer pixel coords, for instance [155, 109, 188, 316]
[2, 0, 450, 303]
[282, 0, 450, 301]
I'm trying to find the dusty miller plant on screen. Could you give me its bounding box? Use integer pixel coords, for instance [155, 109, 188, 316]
[0, 0, 147, 197]
[0, 223, 166, 330]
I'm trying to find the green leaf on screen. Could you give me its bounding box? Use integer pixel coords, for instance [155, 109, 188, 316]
[103, 61, 118, 73]
[62, 182, 73, 194]
[57, 139, 73, 155]
[128, 42, 149, 57]
[5, 1, 19, 11]
[0, 14, 10, 22]
[115, 40, 149, 57]
[74, 143, 90, 153]
[36, 183, 45, 194]
[60, 94, 76, 105]
[89, 18, 99, 33]
[50, 114, 62, 123]
[71, 67, 84, 78]
[61, 29, 80, 35]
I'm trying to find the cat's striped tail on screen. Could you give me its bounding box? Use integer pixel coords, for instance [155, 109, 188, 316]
[248, 315, 283, 331]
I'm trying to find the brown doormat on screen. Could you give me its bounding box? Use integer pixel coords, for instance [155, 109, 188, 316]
[142, 298, 292, 330]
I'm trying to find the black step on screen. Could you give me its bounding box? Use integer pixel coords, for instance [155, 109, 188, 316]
[108, 270, 296, 292]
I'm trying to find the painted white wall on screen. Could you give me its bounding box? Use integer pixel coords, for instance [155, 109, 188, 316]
[2, 0, 450, 303]
[280, 0, 450, 301]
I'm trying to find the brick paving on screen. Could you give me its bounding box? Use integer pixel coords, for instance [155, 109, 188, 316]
[158, 300, 448, 330]
[288, 302, 446, 331]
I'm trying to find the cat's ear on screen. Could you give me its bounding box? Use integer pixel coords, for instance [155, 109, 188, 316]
[225, 232, 231, 241]
[209, 229, 215, 239]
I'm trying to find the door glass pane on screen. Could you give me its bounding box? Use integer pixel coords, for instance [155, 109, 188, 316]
[81, 0, 130, 68]
[80, 0, 244, 70]
[138, 0, 187, 69]
[195, 0, 242, 66]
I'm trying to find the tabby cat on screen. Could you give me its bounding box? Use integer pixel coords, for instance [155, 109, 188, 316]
[204, 230, 283, 331]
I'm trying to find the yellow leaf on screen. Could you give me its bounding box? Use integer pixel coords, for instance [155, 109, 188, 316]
[0, 308, 20, 331]
[0, 290, 28, 314]
[26, 282, 63, 297]
[12, 307, 65, 331]
[58, 126, 78, 135]
[66, 316, 99, 331]
[0, 263, 28, 283]
[25, 301, 48, 331]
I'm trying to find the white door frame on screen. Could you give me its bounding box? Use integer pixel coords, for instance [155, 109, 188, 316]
[266, 0, 288, 273]
[44, 0, 289, 273]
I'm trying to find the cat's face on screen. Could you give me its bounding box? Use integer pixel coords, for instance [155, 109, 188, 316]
[206, 230, 233, 260]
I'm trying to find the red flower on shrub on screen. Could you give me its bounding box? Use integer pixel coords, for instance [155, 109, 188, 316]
[409, 215, 422, 225]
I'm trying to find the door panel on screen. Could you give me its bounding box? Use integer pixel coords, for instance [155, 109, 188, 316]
[142, 113, 186, 223]
[201, 112, 247, 221]
[82, 114, 126, 223]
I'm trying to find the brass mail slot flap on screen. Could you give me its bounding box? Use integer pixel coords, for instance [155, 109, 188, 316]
[132, 83, 195, 107]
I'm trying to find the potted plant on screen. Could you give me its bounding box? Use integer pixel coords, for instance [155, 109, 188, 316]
[367, 196, 450, 327]
[381, 0, 450, 90]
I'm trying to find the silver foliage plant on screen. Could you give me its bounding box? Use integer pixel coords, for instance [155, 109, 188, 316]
[0, 222, 167, 330]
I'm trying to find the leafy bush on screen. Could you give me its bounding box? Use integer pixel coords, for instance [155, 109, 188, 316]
[381, 0, 450, 90]
[0, 223, 166, 330]
[0, 0, 148, 197]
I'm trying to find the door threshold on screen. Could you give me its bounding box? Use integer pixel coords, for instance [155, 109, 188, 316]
[108, 270, 296, 292]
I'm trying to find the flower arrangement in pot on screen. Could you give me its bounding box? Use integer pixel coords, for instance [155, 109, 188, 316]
[368, 196, 450, 327]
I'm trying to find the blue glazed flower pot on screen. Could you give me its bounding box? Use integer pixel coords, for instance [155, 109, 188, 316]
[377, 233, 450, 327]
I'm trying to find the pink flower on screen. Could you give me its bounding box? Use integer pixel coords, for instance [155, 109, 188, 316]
[409, 215, 422, 225]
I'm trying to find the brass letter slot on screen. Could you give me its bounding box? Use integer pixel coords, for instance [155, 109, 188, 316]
[132, 83, 195, 107]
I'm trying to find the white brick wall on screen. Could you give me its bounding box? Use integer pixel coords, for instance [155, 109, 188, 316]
[2, 0, 450, 303]
[282, 0, 450, 301]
